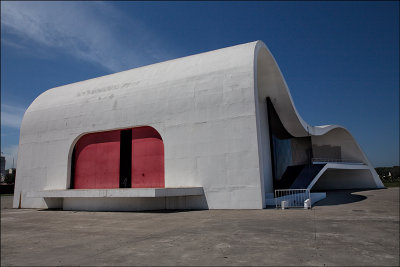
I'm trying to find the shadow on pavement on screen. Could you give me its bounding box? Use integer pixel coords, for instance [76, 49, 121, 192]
[313, 189, 371, 206]
[37, 208, 204, 213]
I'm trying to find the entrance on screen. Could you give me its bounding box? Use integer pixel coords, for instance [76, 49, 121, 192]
[72, 126, 164, 189]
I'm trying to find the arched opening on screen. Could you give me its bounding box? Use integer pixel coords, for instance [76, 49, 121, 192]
[72, 126, 164, 189]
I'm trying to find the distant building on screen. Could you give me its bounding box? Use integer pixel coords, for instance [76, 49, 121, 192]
[0, 155, 5, 179]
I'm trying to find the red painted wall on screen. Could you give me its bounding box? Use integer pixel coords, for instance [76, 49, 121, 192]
[131, 126, 165, 188]
[73, 131, 120, 189]
[73, 126, 164, 189]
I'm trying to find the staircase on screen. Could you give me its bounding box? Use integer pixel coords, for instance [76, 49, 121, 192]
[268, 163, 327, 207]
[274, 164, 326, 190]
[289, 164, 326, 189]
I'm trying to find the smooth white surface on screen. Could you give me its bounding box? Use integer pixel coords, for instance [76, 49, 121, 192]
[14, 40, 383, 210]
[27, 187, 204, 198]
[15, 41, 262, 209]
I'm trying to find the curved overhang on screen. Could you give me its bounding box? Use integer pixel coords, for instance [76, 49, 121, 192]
[253, 40, 384, 189]
[255, 40, 344, 137]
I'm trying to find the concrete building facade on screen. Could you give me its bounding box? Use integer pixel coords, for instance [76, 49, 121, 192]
[13, 41, 383, 211]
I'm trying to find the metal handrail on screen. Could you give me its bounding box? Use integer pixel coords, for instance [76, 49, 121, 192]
[275, 189, 311, 209]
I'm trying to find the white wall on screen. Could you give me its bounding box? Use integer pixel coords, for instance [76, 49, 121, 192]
[254, 45, 275, 197]
[14, 40, 383, 210]
[14, 41, 265, 209]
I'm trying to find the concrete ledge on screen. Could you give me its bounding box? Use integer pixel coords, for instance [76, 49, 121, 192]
[27, 187, 204, 198]
[324, 163, 369, 169]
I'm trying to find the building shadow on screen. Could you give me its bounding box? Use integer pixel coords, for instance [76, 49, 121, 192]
[137, 209, 206, 214]
[37, 208, 205, 213]
[312, 189, 374, 206]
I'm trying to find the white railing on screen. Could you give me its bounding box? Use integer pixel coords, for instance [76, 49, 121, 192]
[311, 158, 364, 165]
[275, 189, 311, 209]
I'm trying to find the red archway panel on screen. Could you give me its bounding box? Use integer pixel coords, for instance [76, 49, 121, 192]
[72, 126, 164, 189]
[131, 126, 165, 188]
[73, 130, 120, 189]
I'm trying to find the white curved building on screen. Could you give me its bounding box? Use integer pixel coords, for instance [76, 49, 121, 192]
[13, 41, 383, 210]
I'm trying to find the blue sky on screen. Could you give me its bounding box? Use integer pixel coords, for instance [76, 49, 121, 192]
[1, 1, 399, 169]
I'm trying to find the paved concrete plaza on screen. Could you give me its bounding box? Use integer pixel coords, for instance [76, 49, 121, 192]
[1, 188, 399, 266]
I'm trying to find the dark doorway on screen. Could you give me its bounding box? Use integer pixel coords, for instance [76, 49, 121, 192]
[120, 129, 132, 188]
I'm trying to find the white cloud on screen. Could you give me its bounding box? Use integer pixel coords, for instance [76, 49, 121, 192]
[1, 2, 178, 170]
[1, 104, 26, 129]
[1, 1, 174, 72]
[2, 145, 18, 170]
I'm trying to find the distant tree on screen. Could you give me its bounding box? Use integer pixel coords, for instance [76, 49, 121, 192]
[4, 173, 15, 184]
[376, 166, 400, 184]
[391, 166, 399, 177]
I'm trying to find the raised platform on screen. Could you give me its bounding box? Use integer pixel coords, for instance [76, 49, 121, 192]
[26, 187, 207, 211]
[27, 187, 204, 198]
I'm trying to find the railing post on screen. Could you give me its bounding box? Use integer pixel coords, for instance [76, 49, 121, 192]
[275, 189, 312, 209]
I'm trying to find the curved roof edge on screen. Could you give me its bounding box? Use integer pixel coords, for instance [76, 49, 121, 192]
[254, 40, 343, 137]
[20, 41, 258, 127]
[253, 40, 383, 188]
